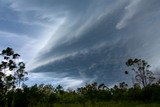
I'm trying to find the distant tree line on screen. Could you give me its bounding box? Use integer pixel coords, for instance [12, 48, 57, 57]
[0, 47, 160, 107]
[2, 81, 160, 107]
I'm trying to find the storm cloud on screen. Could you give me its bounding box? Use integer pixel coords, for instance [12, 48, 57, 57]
[31, 0, 160, 86]
[1, 0, 160, 88]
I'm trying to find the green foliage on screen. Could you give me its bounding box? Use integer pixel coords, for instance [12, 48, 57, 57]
[2, 83, 160, 107]
[50, 102, 160, 107]
[0, 47, 28, 106]
[1, 48, 160, 107]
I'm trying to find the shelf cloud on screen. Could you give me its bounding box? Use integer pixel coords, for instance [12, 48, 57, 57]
[1, 0, 160, 88]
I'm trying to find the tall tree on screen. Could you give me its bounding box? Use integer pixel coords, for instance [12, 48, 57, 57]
[0, 47, 28, 92]
[125, 58, 155, 88]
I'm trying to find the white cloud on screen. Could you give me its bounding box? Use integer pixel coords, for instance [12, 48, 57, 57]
[0, 30, 29, 38]
[0, 0, 68, 70]
[116, 0, 142, 29]
[25, 72, 84, 89]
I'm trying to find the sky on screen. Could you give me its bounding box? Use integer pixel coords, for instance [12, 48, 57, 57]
[0, 0, 160, 89]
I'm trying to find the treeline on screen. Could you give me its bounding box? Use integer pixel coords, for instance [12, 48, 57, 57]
[1, 47, 160, 107]
[1, 82, 160, 107]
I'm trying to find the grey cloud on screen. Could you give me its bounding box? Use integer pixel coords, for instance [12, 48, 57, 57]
[1, 0, 158, 87]
[6, 0, 93, 24]
[117, 0, 160, 29]
[8, 0, 92, 11]
[31, 42, 131, 85]
[116, 0, 141, 29]
[30, 0, 160, 86]
[35, 0, 126, 63]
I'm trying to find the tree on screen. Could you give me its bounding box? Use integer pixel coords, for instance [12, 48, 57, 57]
[0, 47, 28, 106]
[0, 47, 28, 95]
[125, 58, 155, 88]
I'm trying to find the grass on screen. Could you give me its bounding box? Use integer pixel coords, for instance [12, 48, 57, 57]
[31, 102, 160, 107]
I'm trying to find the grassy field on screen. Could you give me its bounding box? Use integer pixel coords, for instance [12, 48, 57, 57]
[31, 102, 160, 107]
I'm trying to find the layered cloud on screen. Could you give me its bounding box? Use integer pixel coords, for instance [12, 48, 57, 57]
[1, 0, 160, 88]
